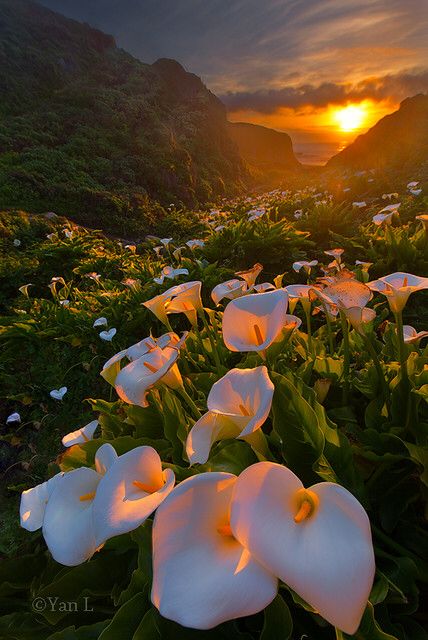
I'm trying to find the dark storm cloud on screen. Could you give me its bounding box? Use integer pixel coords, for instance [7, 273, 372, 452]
[39, 0, 428, 98]
[221, 70, 428, 112]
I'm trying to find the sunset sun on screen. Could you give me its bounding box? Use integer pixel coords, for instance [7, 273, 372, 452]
[334, 104, 367, 132]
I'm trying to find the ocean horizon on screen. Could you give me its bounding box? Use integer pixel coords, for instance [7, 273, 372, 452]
[293, 141, 348, 166]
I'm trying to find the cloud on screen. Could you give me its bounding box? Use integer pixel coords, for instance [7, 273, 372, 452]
[221, 70, 428, 113]
[39, 0, 428, 97]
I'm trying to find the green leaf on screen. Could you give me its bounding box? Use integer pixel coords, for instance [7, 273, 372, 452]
[99, 592, 149, 640]
[261, 595, 293, 640]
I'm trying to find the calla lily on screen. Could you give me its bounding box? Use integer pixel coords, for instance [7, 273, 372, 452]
[316, 279, 372, 311]
[13, 238, 21, 247]
[222, 289, 288, 355]
[92, 446, 175, 544]
[235, 263, 263, 288]
[352, 201, 366, 208]
[160, 237, 173, 246]
[50, 387, 67, 401]
[407, 181, 418, 189]
[211, 279, 248, 306]
[153, 266, 189, 285]
[93, 317, 108, 328]
[409, 188, 422, 196]
[292, 260, 318, 274]
[373, 212, 396, 226]
[186, 366, 274, 464]
[101, 332, 183, 386]
[20, 472, 64, 532]
[114, 337, 185, 407]
[402, 325, 428, 344]
[42, 444, 118, 565]
[416, 214, 428, 232]
[379, 203, 401, 213]
[285, 284, 313, 313]
[230, 462, 375, 635]
[324, 248, 344, 259]
[6, 412, 21, 424]
[151, 472, 278, 630]
[144, 281, 203, 327]
[368, 272, 428, 313]
[186, 239, 205, 249]
[122, 278, 141, 290]
[345, 306, 376, 334]
[62, 420, 99, 447]
[99, 328, 117, 341]
[355, 260, 373, 271]
[252, 282, 276, 293]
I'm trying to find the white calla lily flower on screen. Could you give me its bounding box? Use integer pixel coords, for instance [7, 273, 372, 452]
[99, 328, 116, 341]
[144, 281, 203, 327]
[93, 317, 108, 328]
[6, 412, 21, 424]
[114, 338, 184, 407]
[20, 473, 64, 531]
[235, 263, 263, 288]
[50, 386, 67, 401]
[93, 446, 175, 544]
[186, 366, 274, 464]
[42, 444, 118, 565]
[368, 272, 428, 313]
[62, 420, 99, 447]
[402, 325, 428, 344]
[211, 279, 248, 306]
[222, 289, 288, 354]
[151, 472, 278, 630]
[230, 462, 375, 635]
[292, 260, 318, 274]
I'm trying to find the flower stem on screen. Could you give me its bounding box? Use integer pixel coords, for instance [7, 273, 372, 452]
[176, 387, 201, 421]
[363, 334, 389, 415]
[340, 312, 350, 403]
[199, 309, 222, 374]
[304, 307, 313, 355]
[394, 311, 408, 381]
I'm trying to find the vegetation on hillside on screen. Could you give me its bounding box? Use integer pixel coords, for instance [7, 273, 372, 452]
[0, 0, 247, 236]
[0, 172, 427, 639]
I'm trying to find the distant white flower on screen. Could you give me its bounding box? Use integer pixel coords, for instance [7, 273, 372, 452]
[60, 300, 70, 306]
[63, 229, 74, 239]
[6, 412, 21, 424]
[62, 420, 99, 447]
[153, 246, 163, 256]
[160, 238, 173, 246]
[402, 325, 428, 344]
[46, 233, 56, 240]
[186, 239, 205, 250]
[343, 188, 351, 193]
[409, 188, 422, 196]
[86, 272, 101, 281]
[13, 239, 21, 247]
[378, 203, 401, 213]
[122, 278, 141, 290]
[214, 225, 226, 232]
[154, 266, 189, 285]
[373, 212, 395, 226]
[124, 244, 137, 253]
[407, 181, 418, 189]
[352, 202, 366, 208]
[99, 328, 117, 342]
[93, 317, 108, 328]
[50, 387, 68, 401]
[293, 260, 318, 273]
[294, 209, 303, 219]
[18, 283, 33, 296]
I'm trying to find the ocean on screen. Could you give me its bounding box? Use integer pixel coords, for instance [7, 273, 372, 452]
[293, 141, 347, 166]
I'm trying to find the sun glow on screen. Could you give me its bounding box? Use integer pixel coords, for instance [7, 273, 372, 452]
[334, 104, 367, 132]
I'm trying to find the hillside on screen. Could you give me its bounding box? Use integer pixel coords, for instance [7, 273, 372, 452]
[327, 94, 428, 171]
[0, 0, 247, 234]
[228, 121, 301, 181]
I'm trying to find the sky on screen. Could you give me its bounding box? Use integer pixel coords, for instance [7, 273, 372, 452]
[40, 0, 428, 146]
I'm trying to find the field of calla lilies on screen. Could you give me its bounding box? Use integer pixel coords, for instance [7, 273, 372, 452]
[0, 178, 428, 640]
